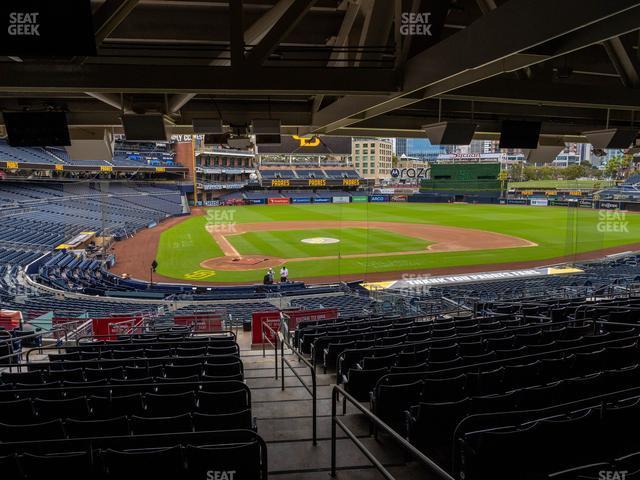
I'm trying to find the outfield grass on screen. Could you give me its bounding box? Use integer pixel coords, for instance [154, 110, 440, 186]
[155, 203, 640, 282]
[509, 179, 614, 189]
[227, 227, 430, 258]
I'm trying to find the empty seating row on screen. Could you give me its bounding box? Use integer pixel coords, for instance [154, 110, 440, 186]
[0, 389, 250, 425]
[375, 343, 640, 423]
[0, 430, 266, 480]
[3, 359, 243, 383]
[49, 344, 239, 360]
[0, 409, 254, 441]
[340, 320, 619, 399]
[458, 393, 640, 479]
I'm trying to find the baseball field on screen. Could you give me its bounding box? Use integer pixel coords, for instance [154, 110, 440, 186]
[110, 203, 640, 284]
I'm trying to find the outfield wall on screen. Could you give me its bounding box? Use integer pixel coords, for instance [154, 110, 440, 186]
[196, 191, 630, 211]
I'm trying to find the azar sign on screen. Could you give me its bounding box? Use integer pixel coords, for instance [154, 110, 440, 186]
[1, 0, 96, 56]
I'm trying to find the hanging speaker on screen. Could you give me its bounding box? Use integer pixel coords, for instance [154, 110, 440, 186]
[422, 121, 477, 145]
[499, 120, 542, 149]
[583, 128, 638, 149]
[3, 111, 70, 146]
[252, 119, 281, 145]
[193, 118, 224, 134]
[525, 137, 566, 164]
[204, 133, 230, 145]
[122, 114, 167, 141]
[66, 128, 114, 162]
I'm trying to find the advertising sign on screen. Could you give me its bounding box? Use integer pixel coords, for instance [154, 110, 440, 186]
[271, 179, 290, 187]
[283, 308, 339, 331]
[247, 198, 266, 205]
[369, 195, 388, 202]
[314, 197, 332, 203]
[529, 198, 549, 206]
[351, 195, 368, 203]
[268, 197, 290, 205]
[598, 201, 622, 210]
[550, 200, 569, 207]
[309, 179, 327, 187]
[291, 197, 312, 204]
[390, 194, 408, 202]
[579, 199, 594, 208]
[332, 196, 350, 204]
[507, 198, 529, 205]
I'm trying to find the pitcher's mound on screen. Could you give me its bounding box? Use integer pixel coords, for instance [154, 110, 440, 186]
[200, 255, 285, 271]
[301, 237, 340, 244]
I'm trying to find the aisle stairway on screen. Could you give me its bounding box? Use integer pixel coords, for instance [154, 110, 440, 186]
[236, 332, 437, 479]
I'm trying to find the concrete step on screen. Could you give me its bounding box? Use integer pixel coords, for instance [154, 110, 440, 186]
[257, 413, 371, 443]
[237, 331, 448, 480]
[269, 464, 439, 480]
[267, 436, 407, 474]
[246, 375, 332, 389]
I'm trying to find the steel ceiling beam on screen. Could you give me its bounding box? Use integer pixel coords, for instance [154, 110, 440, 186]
[313, 0, 361, 113]
[85, 0, 141, 110]
[168, 0, 303, 113]
[244, 0, 318, 65]
[603, 36, 640, 88]
[312, 0, 640, 133]
[0, 62, 400, 95]
[440, 77, 640, 111]
[93, 0, 142, 46]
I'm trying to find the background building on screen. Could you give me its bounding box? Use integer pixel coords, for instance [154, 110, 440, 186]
[395, 138, 407, 156]
[352, 138, 393, 184]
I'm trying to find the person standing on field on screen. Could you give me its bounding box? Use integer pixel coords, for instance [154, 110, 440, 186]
[280, 266, 288, 283]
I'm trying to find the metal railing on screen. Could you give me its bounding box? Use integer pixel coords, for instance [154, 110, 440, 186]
[279, 318, 317, 445]
[331, 385, 455, 480]
[0, 330, 46, 364]
[261, 320, 278, 380]
[49, 318, 93, 342]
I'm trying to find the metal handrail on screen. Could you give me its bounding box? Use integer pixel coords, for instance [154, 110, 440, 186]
[261, 320, 278, 380]
[331, 385, 455, 480]
[0, 330, 43, 346]
[279, 318, 317, 445]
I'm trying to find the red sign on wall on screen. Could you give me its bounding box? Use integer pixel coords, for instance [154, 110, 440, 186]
[92, 316, 142, 341]
[250, 308, 339, 346]
[284, 308, 339, 330]
[251, 311, 281, 345]
[268, 197, 290, 205]
[174, 312, 224, 332]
